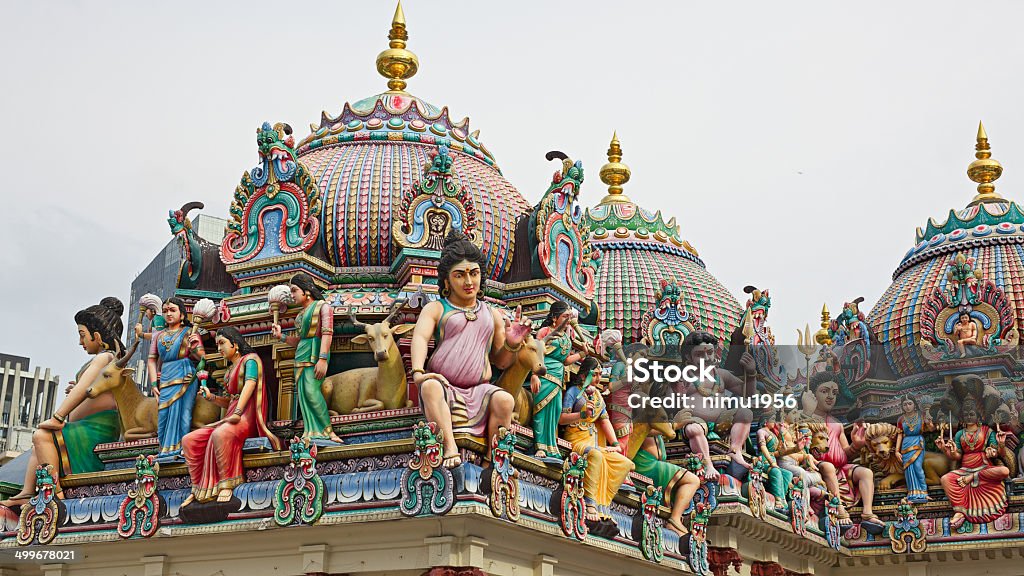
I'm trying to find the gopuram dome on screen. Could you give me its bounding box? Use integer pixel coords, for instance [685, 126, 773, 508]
[869, 123, 1024, 377]
[292, 4, 530, 279]
[585, 134, 743, 350]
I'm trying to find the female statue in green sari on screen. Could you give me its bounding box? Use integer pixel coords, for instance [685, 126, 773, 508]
[532, 301, 581, 459]
[272, 273, 343, 444]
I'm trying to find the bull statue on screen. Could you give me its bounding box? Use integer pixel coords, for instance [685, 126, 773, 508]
[321, 299, 414, 415]
[85, 340, 220, 441]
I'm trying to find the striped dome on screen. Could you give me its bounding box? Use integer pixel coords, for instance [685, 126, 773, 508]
[295, 92, 531, 279]
[587, 202, 743, 344]
[869, 200, 1024, 377]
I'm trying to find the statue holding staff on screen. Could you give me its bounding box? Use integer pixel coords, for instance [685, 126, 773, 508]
[271, 273, 343, 444]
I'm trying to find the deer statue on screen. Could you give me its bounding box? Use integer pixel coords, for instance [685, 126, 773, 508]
[494, 320, 569, 425]
[321, 299, 414, 415]
[86, 340, 221, 441]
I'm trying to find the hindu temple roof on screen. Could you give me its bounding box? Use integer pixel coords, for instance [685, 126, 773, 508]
[869, 123, 1024, 377]
[291, 3, 530, 276]
[586, 134, 743, 344]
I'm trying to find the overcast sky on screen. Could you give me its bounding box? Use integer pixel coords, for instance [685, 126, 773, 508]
[3, 1, 1024, 391]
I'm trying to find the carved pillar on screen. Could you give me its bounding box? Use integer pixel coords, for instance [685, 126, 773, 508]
[709, 546, 743, 576]
[273, 344, 296, 421]
[420, 568, 487, 576]
[751, 561, 787, 576]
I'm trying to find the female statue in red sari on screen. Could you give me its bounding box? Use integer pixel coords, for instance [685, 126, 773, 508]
[180, 327, 282, 507]
[935, 398, 1010, 529]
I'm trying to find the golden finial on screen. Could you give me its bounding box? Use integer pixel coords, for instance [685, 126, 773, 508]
[376, 2, 419, 93]
[967, 121, 1004, 206]
[598, 131, 633, 205]
[814, 303, 832, 345]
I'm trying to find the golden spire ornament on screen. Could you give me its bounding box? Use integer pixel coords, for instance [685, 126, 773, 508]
[814, 303, 832, 345]
[598, 131, 633, 205]
[967, 121, 1005, 206]
[376, 1, 419, 93]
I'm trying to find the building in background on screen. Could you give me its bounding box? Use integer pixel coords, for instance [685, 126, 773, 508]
[125, 213, 227, 386]
[0, 354, 59, 463]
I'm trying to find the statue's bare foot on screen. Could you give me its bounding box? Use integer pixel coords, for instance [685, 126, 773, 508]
[442, 451, 463, 469]
[860, 512, 883, 526]
[534, 450, 547, 459]
[216, 489, 233, 503]
[730, 451, 752, 469]
[703, 461, 720, 480]
[666, 517, 689, 537]
[950, 512, 966, 529]
[180, 495, 195, 509]
[0, 493, 33, 507]
[329, 433, 345, 445]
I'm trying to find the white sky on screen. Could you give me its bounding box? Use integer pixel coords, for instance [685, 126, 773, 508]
[3, 0, 1024, 390]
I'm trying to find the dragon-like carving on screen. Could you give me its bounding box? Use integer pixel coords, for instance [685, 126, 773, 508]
[529, 151, 597, 300]
[222, 122, 321, 264]
[639, 277, 701, 359]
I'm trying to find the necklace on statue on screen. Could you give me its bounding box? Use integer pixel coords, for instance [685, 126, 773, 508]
[447, 298, 479, 321]
[160, 326, 183, 349]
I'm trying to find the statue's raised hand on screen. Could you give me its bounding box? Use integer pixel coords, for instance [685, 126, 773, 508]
[740, 351, 756, 376]
[504, 305, 533, 347]
[850, 422, 867, 449]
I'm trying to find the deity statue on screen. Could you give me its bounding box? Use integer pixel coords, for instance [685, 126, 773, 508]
[1, 298, 125, 507]
[533, 301, 581, 459]
[181, 327, 282, 508]
[935, 398, 1011, 529]
[603, 336, 648, 448]
[271, 273, 343, 444]
[629, 382, 702, 538]
[777, 415, 826, 511]
[559, 356, 634, 533]
[149, 297, 204, 460]
[952, 312, 980, 357]
[410, 231, 532, 468]
[805, 370, 881, 529]
[755, 410, 795, 511]
[673, 331, 756, 477]
[896, 395, 934, 503]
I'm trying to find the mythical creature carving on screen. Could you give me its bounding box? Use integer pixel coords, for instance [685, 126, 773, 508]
[393, 145, 478, 250]
[887, 498, 927, 553]
[17, 465, 62, 546]
[529, 151, 597, 299]
[273, 438, 325, 526]
[860, 422, 949, 492]
[401, 421, 455, 517]
[639, 277, 701, 359]
[117, 455, 160, 539]
[222, 122, 321, 264]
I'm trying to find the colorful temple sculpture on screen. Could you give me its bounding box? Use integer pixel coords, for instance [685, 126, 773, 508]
[6, 4, 1024, 576]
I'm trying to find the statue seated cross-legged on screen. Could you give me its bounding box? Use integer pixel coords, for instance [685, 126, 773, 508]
[672, 331, 756, 479]
[1, 298, 126, 508]
[935, 398, 1010, 529]
[559, 356, 634, 533]
[805, 370, 881, 530]
[410, 231, 533, 468]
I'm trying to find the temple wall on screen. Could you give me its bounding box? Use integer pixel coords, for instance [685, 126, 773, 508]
[8, 515, 693, 576]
